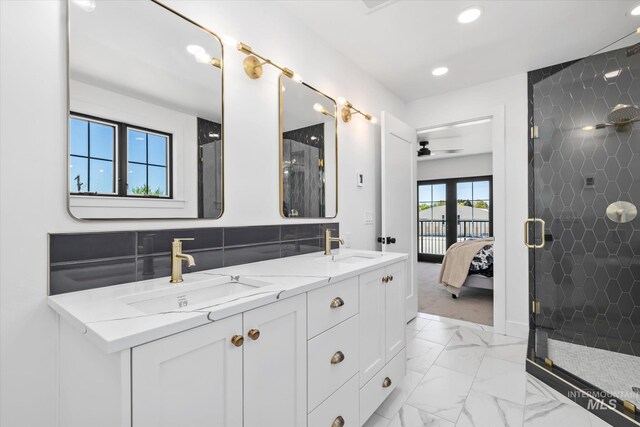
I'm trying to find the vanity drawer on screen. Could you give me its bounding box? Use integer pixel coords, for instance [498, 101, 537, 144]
[308, 314, 359, 411]
[359, 348, 406, 424]
[308, 276, 358, 338]
[308, 374, 359, 427]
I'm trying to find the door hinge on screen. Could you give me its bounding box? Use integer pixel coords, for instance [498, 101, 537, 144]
[624, 400, 637, 414]
[544, 358, 553, 368]
[530, 126, 539, 139]
[318, 159, 324, 168]
[532, 300, 541, 314]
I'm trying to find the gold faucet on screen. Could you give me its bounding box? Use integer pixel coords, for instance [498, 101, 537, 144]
[324, 229, 345, 256]
[170, 238, 196, 283]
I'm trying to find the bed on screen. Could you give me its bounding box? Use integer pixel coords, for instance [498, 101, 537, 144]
[438, 239, 494, 298]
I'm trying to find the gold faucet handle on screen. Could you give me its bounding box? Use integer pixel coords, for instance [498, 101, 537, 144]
[173, 238, 195, 243]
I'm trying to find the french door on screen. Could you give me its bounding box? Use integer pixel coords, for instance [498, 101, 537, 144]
[417, 176, 493, 263]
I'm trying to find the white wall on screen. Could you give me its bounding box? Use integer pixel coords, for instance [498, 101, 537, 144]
[417, 153, 493, 181]
[0, 1, 406, 425]
[406, 74, 530, 338]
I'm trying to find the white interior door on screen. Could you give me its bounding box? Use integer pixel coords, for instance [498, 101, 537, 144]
[381, 111, 417, 323]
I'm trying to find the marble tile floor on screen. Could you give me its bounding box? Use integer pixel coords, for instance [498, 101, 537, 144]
[363, 313, 612, 427]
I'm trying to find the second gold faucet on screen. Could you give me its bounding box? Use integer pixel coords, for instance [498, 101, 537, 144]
[170, 238, 196, 283]
[324, 229, 344, 256]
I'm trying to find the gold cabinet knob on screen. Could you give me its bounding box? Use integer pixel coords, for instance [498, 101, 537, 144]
[330, 297, 345, 309]
[248, 329, 260, 340]
[330, 351, 345, 364]
[331, 415, 345, 427]
[382, 377, 392, 388]
[231, 335, 244, 347]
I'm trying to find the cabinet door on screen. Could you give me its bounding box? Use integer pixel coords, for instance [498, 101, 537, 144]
[385, 262, 407, 362]
[359, 267, 386, 387]
[243, 294, 307, 427]
[132, 315, 243, 427]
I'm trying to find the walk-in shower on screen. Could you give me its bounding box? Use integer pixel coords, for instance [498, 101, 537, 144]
[528, 29, 640, 426]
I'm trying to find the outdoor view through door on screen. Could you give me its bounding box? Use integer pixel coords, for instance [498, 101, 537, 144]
[418, 176, 493, 262]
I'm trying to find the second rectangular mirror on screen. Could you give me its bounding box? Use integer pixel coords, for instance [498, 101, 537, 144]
[280, 77, 338, 218]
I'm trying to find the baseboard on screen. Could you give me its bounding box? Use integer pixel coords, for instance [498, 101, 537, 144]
[506, 320, 528, 339]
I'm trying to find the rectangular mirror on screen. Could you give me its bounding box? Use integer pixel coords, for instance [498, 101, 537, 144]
[280, 77, 337, 218]
[68, 0, 223, 219]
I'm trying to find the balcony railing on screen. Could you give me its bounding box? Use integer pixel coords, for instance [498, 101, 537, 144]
[418, 219, 490, 255]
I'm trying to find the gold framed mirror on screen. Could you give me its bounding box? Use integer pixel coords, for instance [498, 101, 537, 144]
[67, 0, 224, 219]
[279, 76, 338, 218]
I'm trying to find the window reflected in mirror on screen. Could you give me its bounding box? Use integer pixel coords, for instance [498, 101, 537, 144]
[280, 77, 337, 218]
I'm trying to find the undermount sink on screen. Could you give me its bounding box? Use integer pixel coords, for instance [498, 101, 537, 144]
[120, 276, 269, 314]
[320, 252, 383, 264]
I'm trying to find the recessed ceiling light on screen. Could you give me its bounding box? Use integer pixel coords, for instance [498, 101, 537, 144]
[604, 69, 622, 80]
[631, 4, 640, 15]
[432, 67, 449, 76]
[458, 7, 482, 24]
[72, 0, 96, 12]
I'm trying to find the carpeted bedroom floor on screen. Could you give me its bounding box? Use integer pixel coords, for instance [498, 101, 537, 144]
[417, 262, 494, 326]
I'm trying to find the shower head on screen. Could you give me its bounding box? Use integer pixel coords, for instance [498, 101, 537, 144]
[606, 104, 639, 125]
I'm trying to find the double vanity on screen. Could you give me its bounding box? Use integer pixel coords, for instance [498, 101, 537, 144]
[49, 248, 408, 427]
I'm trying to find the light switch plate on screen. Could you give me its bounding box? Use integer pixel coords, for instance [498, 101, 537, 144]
[364, 211, 374, 225]
[343, 232, 352, 248]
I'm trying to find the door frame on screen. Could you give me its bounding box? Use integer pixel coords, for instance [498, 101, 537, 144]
[417, 175, 494, 263]
[414, 107, 506, 334]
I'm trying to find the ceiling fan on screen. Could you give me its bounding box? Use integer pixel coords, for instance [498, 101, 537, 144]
[417, 140, 463, 157]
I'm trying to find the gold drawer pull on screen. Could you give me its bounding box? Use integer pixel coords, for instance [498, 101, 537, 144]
[330, 297, 345, 309]
[382, 377, 392, 388]
[230, 335, 244, 347]
[331, 415, 345, 427]
[330, 351, 345, 364]
[247, 329, 260, 341]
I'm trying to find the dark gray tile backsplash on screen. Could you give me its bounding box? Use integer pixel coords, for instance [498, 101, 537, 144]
[223, 225, 281, 246]
[49, 222, 338, 295]
[50, 232, 136, 263]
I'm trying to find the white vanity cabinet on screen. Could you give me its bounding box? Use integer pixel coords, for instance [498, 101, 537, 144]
[53, 252, 409, 427]
[132, 293, 306, 427]
[243, 294, 307, 427]
[132, 315, 243, 427]
[358, 261, 407, 424]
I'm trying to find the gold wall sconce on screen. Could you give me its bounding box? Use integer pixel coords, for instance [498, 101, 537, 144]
[238, 42, 302, 82]
[187, 44, 221, 69]
[313, 102, 335, 118]
[337, 97, 377, 124]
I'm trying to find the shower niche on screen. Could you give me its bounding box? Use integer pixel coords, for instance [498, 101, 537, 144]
[528, 34, 640, 426]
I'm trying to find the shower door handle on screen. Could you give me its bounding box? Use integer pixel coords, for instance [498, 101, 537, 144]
[524, 218, 546, 249]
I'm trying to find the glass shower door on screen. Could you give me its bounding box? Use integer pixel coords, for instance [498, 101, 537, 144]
[530, 40, 640, 419]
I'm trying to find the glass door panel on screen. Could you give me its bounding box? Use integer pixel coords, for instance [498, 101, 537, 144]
[456, 180, 492, 243]
[530, 40, 640, 415]
[418, 183, 448, 259]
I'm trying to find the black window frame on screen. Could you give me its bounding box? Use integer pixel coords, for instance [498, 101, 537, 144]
[69, 112, 173, 199]
[417, 175, 493, 263]
[68, 115, 119, 195]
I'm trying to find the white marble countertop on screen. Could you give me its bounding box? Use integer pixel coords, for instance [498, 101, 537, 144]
[48, 249, 408, 353]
